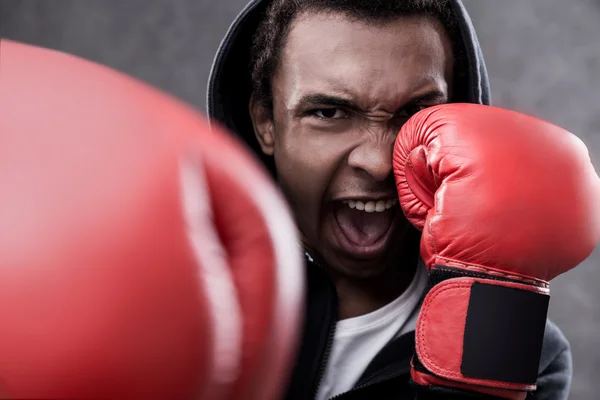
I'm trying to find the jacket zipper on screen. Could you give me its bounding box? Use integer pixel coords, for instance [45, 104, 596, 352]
[312, 320, 336, 400]
[305, 252, 337, 400]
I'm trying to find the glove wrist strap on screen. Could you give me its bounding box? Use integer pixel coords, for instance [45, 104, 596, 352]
[414, 266, 550, 396]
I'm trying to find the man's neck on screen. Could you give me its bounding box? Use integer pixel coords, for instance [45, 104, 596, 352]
[331, 254, 418, 320]
[302, 227, 421, 320]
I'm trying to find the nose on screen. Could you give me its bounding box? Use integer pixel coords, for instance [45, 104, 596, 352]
[347, 129, 396, 182]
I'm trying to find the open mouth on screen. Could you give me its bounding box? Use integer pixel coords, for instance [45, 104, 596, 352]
[331, 198, 400, 258]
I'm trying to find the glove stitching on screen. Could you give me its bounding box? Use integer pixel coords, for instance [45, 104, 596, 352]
[417, 280, 471, 381]
[405, 148, 439, 260]
[404, 153, 430, 222]
[436, 258, 548, 288]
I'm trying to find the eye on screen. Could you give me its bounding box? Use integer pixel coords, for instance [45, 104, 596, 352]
[311, 108, 348, 120]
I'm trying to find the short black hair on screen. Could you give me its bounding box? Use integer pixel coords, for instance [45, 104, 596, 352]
[250, 0, 463, 110]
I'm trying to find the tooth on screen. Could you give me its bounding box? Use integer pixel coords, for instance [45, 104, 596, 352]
[385, 199, 393, 209]
[375, 200, 386, 212]
[348, 200, 356, 209]
[355, 201, 365, 211]
[364, 201, 375, 212]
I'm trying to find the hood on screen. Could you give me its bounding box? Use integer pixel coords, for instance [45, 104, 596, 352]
[207, 0, 491, 172]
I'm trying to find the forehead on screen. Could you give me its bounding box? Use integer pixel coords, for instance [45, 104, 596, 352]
[275, 12, 453, 107]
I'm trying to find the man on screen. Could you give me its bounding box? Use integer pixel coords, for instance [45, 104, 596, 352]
[207, 1, 581, 399]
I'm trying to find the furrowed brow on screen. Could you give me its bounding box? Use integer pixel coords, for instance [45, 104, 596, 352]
[296, 93, 362, 112]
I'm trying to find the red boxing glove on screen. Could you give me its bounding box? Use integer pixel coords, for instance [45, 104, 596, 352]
[393, 104, 600, 399]
[0, 40, 304, 400]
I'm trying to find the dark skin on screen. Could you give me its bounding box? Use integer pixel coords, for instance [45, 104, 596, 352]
[250, 12, 454, 319]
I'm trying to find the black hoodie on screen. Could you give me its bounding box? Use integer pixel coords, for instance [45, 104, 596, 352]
[206, 1, 572, 399]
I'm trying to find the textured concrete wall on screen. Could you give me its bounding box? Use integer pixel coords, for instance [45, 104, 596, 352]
[2, 1, 599, 398]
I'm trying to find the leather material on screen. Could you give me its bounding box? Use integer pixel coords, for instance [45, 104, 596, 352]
[0, 40, 304, 400]
[416, 276, 547, 391]
[393, 103, 600, 397]
[394, 103, 600, 279]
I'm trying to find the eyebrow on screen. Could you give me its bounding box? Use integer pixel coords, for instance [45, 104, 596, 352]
[296, 93, 362, 112]
[411, 90, 448, 103]
[296, 89, 448, 111]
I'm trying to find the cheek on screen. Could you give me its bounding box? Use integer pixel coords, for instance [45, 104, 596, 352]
[272, 123, 348, 238]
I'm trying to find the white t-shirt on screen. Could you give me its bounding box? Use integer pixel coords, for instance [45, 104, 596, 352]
[315, 262, 428, 400]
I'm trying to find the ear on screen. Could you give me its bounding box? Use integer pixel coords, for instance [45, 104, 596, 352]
[249, 94, 275, 156]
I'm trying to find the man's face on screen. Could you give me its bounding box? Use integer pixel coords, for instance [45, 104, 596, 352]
[251, 12, 453, 279]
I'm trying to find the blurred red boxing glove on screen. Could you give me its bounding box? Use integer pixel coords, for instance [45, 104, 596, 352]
[393, 104, 600, 399]
[0, 39, 303, 400]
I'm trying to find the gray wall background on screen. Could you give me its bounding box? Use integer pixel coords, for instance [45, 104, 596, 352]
[1, 1, 598, 398]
